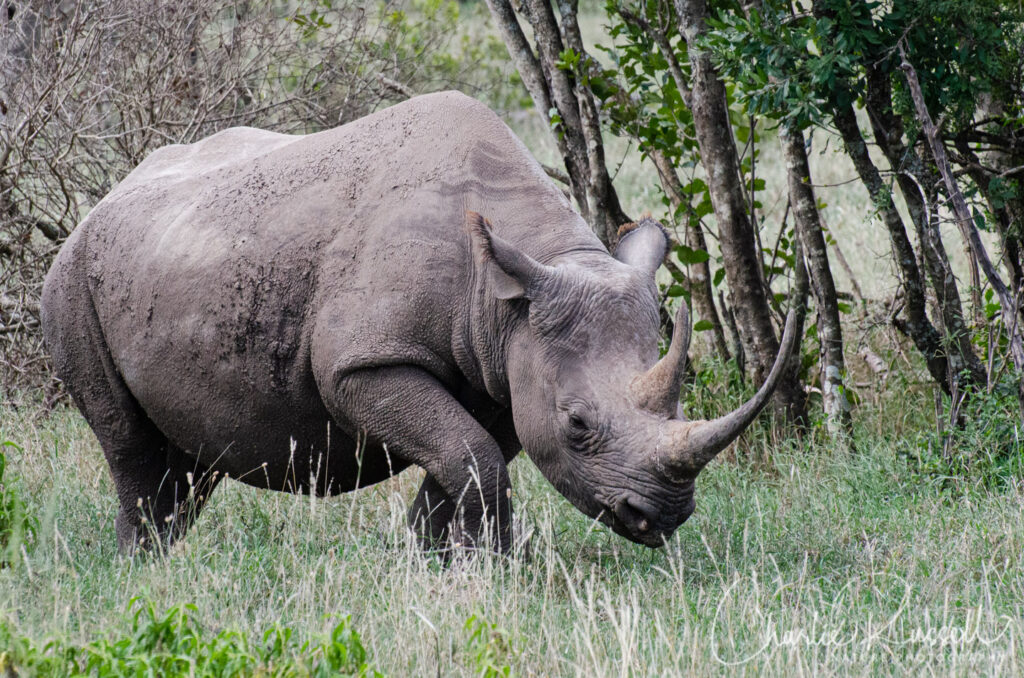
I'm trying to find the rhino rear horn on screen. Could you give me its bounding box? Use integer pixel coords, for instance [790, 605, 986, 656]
[632, 301, 690, 416]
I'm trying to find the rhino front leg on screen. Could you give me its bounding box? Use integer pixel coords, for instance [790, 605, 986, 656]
[408, 410, 521, 551]
[407, 474, 454, 551]
[326, 366, 513, 553]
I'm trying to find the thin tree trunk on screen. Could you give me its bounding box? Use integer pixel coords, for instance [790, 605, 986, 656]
[484, 0, 582, 207]
[486, 0, 630, 247]
[954, 137, 1024, 295]
[825, 224, 865, 309]
[780, 125, 852, 438]
[831, 103, 952, 392]
[863, 65, 986, 389]
[676, 0, 806, 424]
[900, 46, 1024, 414]
[649, 147, 731, 362]
[555, 0, 630, 245]
[918, 167, 988, 388]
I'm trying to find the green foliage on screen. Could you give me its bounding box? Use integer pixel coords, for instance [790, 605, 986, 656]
[0, 599, 382, 677]
[0, 441, 35, 563]
[903, 383, 1024, 490]
[464, 615, 515, 678]
[703, 0, 1024, 134]
[703, 0, 867, 127]
[600, 1, 697, 166]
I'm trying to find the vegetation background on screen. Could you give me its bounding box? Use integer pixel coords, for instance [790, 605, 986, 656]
[2, 0, 1024, 675]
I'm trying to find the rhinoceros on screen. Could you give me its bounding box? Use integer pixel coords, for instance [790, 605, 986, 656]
[41, 91, 797, 554]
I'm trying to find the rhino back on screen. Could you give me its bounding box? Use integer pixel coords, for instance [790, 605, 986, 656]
[73, 91, 594, 472]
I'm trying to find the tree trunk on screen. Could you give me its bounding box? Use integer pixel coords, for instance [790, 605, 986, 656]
[649, 147, 731, 362]
[954, 137, 1024, 296]
[485, 0, 630, 247]
[676, 0, 806, 424]
[780, 125, 852, 438]
[900, 46, 1024, 414]
[831, 103, 952, 392]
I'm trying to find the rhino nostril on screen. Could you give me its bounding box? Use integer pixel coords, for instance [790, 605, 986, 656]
[615, 494, 657, 535]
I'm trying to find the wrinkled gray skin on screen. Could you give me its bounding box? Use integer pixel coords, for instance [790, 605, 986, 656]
[42, 92, 797, 554]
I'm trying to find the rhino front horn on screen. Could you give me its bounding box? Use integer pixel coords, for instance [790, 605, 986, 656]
[632, 301, 691, 417]
[657, 306, 801, 478]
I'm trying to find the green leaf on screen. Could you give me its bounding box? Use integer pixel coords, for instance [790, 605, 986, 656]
[713, 268, 726, 287]
[693, 319, 715, 332]
[674, 244, 710, 264]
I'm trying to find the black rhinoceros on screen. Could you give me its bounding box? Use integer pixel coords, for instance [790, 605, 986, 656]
[42, 91, 797, 554]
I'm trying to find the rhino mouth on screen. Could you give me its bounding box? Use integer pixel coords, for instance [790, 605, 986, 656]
[600, 511, 672, 548]
[598, 494, 675, 548]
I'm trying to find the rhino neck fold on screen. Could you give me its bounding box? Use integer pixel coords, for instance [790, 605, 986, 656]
[451, 253, 519, 408]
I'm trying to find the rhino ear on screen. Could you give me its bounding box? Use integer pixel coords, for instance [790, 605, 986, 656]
[613, 217, 669, 275]
[466, 212, 553, 300]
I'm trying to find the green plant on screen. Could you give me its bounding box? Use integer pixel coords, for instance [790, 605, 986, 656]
[0, 599, 382, 677]
[903, 381, 1024, 490]
[465, 615, 514, 678]
[0, 440, 36, 563]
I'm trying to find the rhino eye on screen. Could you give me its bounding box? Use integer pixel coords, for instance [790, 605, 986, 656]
[567, 413, 587, 431]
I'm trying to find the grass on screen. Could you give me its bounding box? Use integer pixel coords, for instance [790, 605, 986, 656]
[1, 384, 1023, 676]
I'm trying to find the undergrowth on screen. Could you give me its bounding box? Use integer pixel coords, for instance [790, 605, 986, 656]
[0, 440, 35, 565]
[0, 599, 380, 677]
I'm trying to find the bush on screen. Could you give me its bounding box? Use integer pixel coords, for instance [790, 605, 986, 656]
[0, 598, 381, 677]
[902, 382, 1024, 490]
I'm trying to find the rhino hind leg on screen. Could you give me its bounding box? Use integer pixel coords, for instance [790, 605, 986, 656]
[64, 354, 221, 553]
[43, 248, 218, 554]
[407, 473, 453, 552]
[63, 355, 220, 553]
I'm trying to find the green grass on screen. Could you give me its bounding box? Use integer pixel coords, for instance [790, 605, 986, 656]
[1, 389, 1023, 676]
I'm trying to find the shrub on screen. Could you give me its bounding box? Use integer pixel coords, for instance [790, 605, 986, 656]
[0, 599, 382, 677]
[902, 381, 1024, 490]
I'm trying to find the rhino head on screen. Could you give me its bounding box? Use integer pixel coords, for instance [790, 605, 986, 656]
[468, 213, 799, 548]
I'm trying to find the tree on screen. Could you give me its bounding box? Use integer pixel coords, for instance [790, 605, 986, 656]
[484, 0, 631, 247]
[701, 0, 1024, 413]
[487, 0, 811, 427]
[487, 0, 1024, 443]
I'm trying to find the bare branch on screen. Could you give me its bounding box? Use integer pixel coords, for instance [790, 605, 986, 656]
[900, 42, 1024, 410]
[540, 163, 570, 185]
